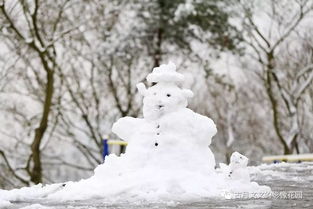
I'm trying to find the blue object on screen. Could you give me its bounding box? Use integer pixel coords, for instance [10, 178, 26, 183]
[102, 139, 109, 162]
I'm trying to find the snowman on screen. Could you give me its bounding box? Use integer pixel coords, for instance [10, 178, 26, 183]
[219, 152, 250, 182]
[112, 62, 217, 171]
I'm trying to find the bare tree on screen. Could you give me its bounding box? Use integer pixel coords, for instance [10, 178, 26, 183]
[0, 0, 82, 184]
[239, 0, 313, 154]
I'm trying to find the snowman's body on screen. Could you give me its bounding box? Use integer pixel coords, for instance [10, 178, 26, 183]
[112, 65, 217, 171]
[113, 108, 217, 171]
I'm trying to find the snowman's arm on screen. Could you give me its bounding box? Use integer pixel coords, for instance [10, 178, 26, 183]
[193, 114, 217, 145]
[112, 117, 142, 142]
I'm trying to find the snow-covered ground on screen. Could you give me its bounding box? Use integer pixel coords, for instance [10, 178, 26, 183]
[1, 162, 312, 209]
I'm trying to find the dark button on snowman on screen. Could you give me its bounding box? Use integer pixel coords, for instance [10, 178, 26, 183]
[112, 62, 217, 170]
[155, 124, 160, 146]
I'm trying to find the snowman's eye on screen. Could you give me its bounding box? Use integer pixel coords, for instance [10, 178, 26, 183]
[153, 92, 157, 96]
[151, 82, 157, 86]
[240, 157, 242, 159]
[166, 94, 171, 97]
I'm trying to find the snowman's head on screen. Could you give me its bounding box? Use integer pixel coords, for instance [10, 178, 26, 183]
[230, 152, 248, 169]
[138, 82, 193, 120]
[137, 62, 193, 120]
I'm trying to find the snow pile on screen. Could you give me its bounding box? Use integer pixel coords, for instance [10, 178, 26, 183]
[0, 200, 12, 208]
[0, 62, 270, 202]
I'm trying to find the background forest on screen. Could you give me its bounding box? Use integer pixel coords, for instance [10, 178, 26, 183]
[0, 0, 312, 189]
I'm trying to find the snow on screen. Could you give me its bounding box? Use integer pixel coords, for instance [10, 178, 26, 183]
[146, 62, 184, 84]
[0, 62, 270, 203]
[19, 204, 51, 209]
[174, 0, 196, 20]
[248, 162, 313, 183]
[219, 152, 250, 183]
[0, 200, 12, 208]
[0, 184, 64, 202]
[24, 38, 34, 44]
[228, 152, 250, 182]
[252, 162, 313, 171]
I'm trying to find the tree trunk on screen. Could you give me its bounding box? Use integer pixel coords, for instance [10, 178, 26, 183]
[30, 69, 54, 184]
[153, 27, 163, 68]
[265, 52, 291, 155]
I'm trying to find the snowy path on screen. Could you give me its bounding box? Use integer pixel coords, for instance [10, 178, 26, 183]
[3, 162, 313, 209]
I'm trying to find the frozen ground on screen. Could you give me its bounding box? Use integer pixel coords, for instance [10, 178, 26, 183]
[2, 162, 313, 209]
